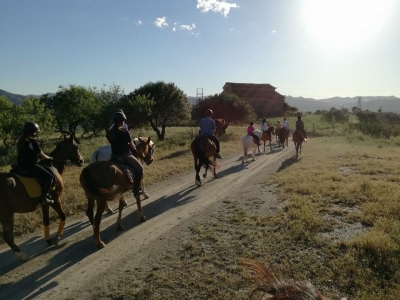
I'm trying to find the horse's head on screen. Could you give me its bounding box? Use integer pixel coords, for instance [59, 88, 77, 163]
[51, 135, 84, 167]
[134, 137, 155, 166]
[268, 126, 275, 135]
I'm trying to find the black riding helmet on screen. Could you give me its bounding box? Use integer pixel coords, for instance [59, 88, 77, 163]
[205, 109, 213, 116]
[113, 111, 127, 123]
[22, 122, 40, 134]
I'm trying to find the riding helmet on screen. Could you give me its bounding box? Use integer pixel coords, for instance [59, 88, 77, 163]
[113, 111, 127, 123]
[22, 122, 40, 133]
[206, 109, 213, 116]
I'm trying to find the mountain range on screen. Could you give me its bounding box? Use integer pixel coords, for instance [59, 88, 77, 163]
[2, 89, 399, 114]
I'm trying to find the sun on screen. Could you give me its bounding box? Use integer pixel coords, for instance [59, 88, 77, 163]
[302, 0, 395, 51]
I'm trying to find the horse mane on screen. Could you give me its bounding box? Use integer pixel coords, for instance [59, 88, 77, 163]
[243, 260, 330, 300]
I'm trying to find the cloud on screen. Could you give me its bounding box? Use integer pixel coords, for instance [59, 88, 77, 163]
[196, 0, 239, 17]
[154, 16, 168, 28]
[172, 22, 196, 34]
[135, 20, 143, 25]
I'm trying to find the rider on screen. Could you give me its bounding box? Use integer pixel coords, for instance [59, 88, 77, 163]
[276, 120, 282, 130]
[199, 109, 223, 159]
[247, 122, 261, 146]
[107, 110, 143, 197]
[260, 118, 268, 133]
[16, 122, 54, 206]
[281, 117, 290, 134]
[295, 115, 307, 139]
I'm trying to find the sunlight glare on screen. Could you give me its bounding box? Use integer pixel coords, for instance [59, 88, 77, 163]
[303, 0, 395, 51]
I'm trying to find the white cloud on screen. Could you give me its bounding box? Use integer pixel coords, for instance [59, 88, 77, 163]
[172, 22, 196, 34]
[135, 20, 143, 25]
[197, 0, 239, 17]
[154, 16, 168, 28]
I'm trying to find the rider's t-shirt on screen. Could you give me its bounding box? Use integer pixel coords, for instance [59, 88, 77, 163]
[199, 117, 216, 136]
[247, 125, 255, 135]
[296, 120, 304, 130]
[281, 121, 288, 128]
[17, 138, 41, 169]
[276, 123, 282, 129]
[261, 123, 268, 132]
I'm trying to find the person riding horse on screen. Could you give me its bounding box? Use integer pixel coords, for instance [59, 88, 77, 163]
[106, 110, 143, 197]
[16, 122, 54, 206]
[199, 109, 223, 159]
[247, 122, 261, 146]
[281, 117, 290, 134]
[295, 115, 307, 139]
[260, 118, 268, 133]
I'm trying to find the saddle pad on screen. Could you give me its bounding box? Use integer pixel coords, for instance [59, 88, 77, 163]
[14, 174, 41, 198]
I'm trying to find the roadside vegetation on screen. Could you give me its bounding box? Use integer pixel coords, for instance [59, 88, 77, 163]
[2, 87, 400, 299]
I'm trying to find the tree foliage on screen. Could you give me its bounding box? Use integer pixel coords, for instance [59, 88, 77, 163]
[127, 81, 190, 140]
[321, 108, 349, 132]
[354, 110, 400, 138]
[191, 92, 256, 123]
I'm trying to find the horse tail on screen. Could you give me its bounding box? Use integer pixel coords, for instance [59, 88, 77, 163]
[193, 138, 213, 169]
[80, 166, 123, 200]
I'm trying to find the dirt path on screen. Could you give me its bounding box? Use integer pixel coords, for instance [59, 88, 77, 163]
[0, 146, 295, 300]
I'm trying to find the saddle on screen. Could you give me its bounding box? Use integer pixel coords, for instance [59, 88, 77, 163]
[110, 155, 135, 184]
[10, 164, 54, 198]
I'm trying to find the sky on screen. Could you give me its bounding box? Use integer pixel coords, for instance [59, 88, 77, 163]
[1, 0, 400, 100]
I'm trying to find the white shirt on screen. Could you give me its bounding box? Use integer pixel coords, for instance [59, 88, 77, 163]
[281, 120, 288, 128]
[261, 123, 268, 132]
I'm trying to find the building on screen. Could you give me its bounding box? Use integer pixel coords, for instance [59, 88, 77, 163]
[222, 82, 285, 117]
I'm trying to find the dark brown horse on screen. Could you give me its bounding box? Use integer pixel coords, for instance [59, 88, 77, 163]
[79, 137, 154, 249]
[278, 128, 290, 149]
[191, 136, 217, 186]
[259, 126, 275, 152]
[0, 135, 84, 260]
[214, 119, 230, 136]
[243, 260, 331, 300]
[293, 130, 307, 156]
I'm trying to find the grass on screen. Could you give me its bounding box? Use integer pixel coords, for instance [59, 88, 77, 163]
[2, 119, 400, 299]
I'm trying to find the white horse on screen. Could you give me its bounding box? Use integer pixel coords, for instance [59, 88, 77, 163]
[241, 129, 262, 164]
[90, 138, 155, 213]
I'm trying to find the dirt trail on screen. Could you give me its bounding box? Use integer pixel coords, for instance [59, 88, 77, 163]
[0, 146, 294, 300]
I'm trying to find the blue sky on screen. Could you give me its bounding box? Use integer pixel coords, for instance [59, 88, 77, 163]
[1, 0, 399, 99]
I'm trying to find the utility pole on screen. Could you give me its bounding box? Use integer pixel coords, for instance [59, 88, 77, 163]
[196, 88, 203, 104]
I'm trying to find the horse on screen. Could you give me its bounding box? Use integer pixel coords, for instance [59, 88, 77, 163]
[259, 126, 275, 152]
[214, 119, 230, 136]
[89, 138, 156, 213]
[241, 130, 262, 164]
[79, 137, 154, 249]
[278, 128, 290, 149]
[292, 130, 307, 156]
[243, 260, 332, 300]
[0, 135, 84, 260]
[191, 136, 217, 186]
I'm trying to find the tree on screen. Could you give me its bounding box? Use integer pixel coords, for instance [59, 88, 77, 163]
[321, 108, 349, 132]
[41, 85, 100, 138]
[127, 81, 190, 140]
[191, 92, 256, 124]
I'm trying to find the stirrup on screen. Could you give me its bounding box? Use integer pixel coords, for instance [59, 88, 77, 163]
[40, 197, 54, 206]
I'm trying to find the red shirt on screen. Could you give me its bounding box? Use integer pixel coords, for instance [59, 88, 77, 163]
[247, 125, 255, 135]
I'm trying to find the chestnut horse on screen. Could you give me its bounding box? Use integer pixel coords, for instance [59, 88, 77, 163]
[243, 260, 331, 300]
[292, 130, 307, 156]
[191, 136, 217, 186]
[259, 126, 275, 152]
[0, 135, 84, 260]
[214, 118, 229, 136]
[89, 138, 156, 213]
[79, 137, 154, 248]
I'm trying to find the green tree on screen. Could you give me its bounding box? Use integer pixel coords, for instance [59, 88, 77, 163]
[191, 92, 256, 124]
[127, 81, 190, 140]
[41, 85, 100, 138]
[321, 108, 349, 132]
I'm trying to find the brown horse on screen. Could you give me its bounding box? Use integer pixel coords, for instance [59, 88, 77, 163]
[214, 119, 230, 136]
[79, 137, 154, 249]
[278, 128, 290, 149]
[191, 136, 217, 186]
[259, 126, 275, 152]
[243, 260, 331, 300]
[0, 135, 84, 260]
[292, 130, 307, 156]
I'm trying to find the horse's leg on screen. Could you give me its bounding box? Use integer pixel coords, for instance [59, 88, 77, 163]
[242, 148, 246, 164]
[134, 193, 147, 222]
[0, 213, 28, 260]
[116, 197, 124, 231]
[94, 199, 106, 248]
[141, 180, 149, 199]
[85, 195, 95, 232]
[105, 202, 113, 214]
[252, 146, 256, 161]
[213, 156, 217, 178]
[41, 204, 53, 246]
[49, 197, 67, 245]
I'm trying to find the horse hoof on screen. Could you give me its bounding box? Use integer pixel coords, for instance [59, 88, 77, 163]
[46, 238, 53, 246]
[53, 236, 60, 246]
[122, 199, 128, 207]
[143, 192, 150, 199]
[96, 241, 106, 249]
[15, 251, 28, 261]
[141, 216, 147, 222]
[117, 225, 124, 231]
[195, 180, 201, 186]
[202, 174, 207, 178]
[107, 208, 113, 214]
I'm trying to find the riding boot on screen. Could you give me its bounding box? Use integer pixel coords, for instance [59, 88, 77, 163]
[40, 178, 54, 206]
[133, 172, 143, 198]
